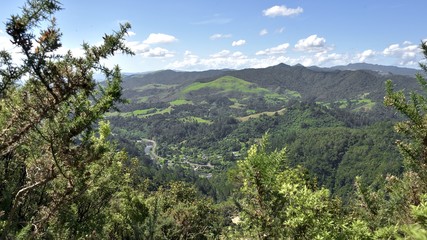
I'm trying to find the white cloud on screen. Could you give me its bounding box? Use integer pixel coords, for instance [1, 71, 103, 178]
[383, 42, 420, 65]
[314, 52, 348, 66]
[184, 50, 196, 57]
[263, 5, 303, 17]
[142, 47, 174, 58]
[356, 49, 377, 62]
[259, 29, 268, 36]
[1, 31, 92, 66]
[383, 44, 400, 55]
[250, 56, 294, 68]
[168, 48, 350, 71]
[210, 33, 232, 40]
[125, 40, 150, 54]
[125, 40, 173, 58]
[209, 50, 247, 59]
[231, 51, 245, 59]
[0, 33, 24, 64]
[0, 36, 13, 51]
[55, 46, 85, 58]
[210, 50, 232, 58]
[256, 43, 290, 56]
[143, 33, 178, 44]
[166, 39, 422, 71]
[294, 35, 328, 52]
[167, 51, 200, 69]
[232, 39, 246, 47]
[383, 43, 418, 58]
[168, 49, 252, 70]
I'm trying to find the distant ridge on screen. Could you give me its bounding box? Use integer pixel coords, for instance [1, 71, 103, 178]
[122, 69, 227, 89]
[121, 63, 420, 104]
[330, 63, 421, 77]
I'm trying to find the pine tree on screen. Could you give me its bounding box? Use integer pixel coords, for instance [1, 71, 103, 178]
[384, 41, 427, 200]
[349, 41, 427, 238]
[0, 0, 136, 238]
[379, 41, 427, 238]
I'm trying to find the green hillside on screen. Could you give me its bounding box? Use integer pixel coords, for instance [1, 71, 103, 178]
[181, 76, 269, 95]
[108, 68, 404, 202]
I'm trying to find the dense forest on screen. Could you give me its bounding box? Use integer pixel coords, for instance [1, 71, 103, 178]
[2, 0, 427, 239]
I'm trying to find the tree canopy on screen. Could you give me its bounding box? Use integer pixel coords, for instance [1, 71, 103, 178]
[0, 0, 136, 238]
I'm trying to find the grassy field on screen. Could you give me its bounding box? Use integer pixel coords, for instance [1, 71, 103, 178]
[237, 108, 287, 122]
[105, 106, 173, 118]
[133, 108, 156, 115]
[138, 106, 173, 118]
[316, 93, 376, 112]
[170, 99, 193, 106]
[353, 99, 376, 111]
[178, 116, 212, 124]
[181, 76, 270, 95]
[228, 98, 246, 109]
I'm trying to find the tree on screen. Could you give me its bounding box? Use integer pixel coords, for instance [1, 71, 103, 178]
[0, 0, 137, 238]
[384, 41, 427, 186]
[231, 135, 344, 239]
[349, 40, 427, 239]
[141, 181, 230, 240]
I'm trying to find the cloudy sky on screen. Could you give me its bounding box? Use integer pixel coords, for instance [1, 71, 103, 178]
[1, 0, 426, 72]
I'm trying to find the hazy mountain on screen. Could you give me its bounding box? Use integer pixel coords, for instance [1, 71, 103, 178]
[330, 63, 421, 76]
[122, 69, 227, 89]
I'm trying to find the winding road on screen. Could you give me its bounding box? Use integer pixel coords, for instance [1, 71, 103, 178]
[141, 138, 163, 161]
[139, 139, 215, 172]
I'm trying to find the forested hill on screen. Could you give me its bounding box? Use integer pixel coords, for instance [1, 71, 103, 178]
[122, 63, 419, 106]
[106, 63, 419, 203]
[226, 63, 419, 102]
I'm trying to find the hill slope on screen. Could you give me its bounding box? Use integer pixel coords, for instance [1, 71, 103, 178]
[121, 63, 419, 107]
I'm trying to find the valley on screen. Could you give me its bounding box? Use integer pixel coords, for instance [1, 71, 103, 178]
[3, 1, 427, 238]
[107, 63, 418, 200]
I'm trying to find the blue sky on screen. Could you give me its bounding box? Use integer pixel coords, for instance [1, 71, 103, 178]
[1, 0, 426, 72]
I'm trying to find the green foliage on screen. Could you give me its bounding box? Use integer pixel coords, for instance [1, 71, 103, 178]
[2, 2, 425, 239]
[0, 0, 140, 238]
[109, 97, 402, 202]
[178, 116, 212, 124]
[232, 135, 344, 239]
[170, 98, 193, 106]
[181, 76, 269, 95]
[142, 181, 231, 239]
[347, 41, 427, 239]
[400, 194, 427, 239]
[385, 64, 427, 183]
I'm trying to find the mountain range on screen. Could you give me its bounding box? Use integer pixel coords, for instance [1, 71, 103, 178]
[330, 63, 421, 76]
[119, 63, 420, 115]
